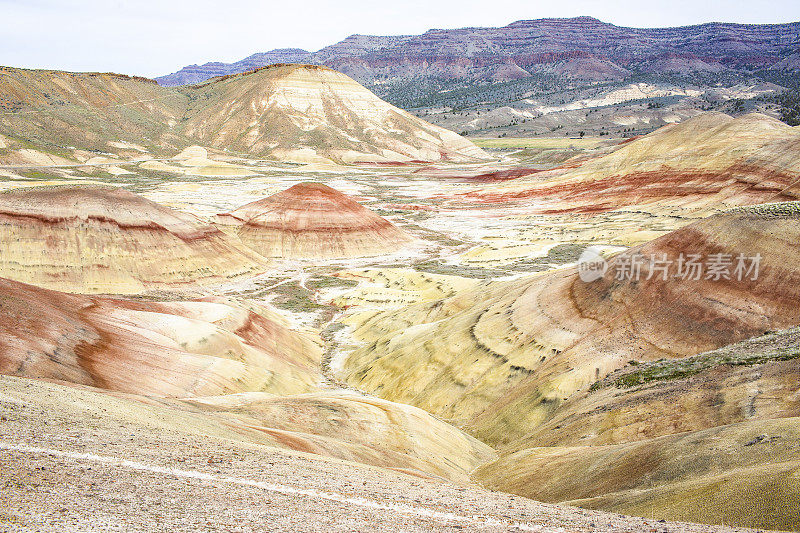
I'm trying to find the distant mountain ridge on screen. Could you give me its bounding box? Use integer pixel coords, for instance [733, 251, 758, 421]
[156, 48, 310, 86]
[155, 17, 800, 86]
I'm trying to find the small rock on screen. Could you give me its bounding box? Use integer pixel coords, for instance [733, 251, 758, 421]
[744, 434, 768, 446]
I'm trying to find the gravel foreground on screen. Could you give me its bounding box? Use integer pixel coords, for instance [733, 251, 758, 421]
[0, 376, 767, 533]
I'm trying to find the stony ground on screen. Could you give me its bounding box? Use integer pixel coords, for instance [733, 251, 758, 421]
[0, 376, 760, 533]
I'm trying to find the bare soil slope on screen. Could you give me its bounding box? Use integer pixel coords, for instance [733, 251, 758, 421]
[341, 204, 800, 444]
[0, 185, 267, 294]
[179, 64, 488, 164]
[224, 182, 414, 259]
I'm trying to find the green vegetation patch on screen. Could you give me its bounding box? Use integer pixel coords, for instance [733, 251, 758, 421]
[305, 276, 359, 290]
[472, 137, 606, 150]
[16, 170, 63, 180]
[413, 259, 506, 279]
[268, 281, 327, 313]
[402, 223, 466, 247]
[507, 243, 587, 272]
[728, 202, 800, 219]
[758, 71, 800, 126]
[594, 349, 800, 391]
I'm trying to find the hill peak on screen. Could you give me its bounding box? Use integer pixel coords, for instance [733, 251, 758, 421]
[179, 63, 488, 164]
[226, 183, 414, 259]
[195, 63, 336, 86]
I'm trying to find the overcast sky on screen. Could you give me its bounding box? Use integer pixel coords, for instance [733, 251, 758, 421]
[2, 0, 799, 78]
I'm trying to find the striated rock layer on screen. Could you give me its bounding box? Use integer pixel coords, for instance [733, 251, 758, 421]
[338, 203, 800, 527]
[180, 64, 488, 164]
[225, 183, 414, 259]
[187, 391, 495, 483]
[0, 276, 493, 483]
[0, 276, 321, 397]
[477, 416, 800, 531]
[458, 113, 800, 212]
[157, 17, 800, 86]
[473, 327, 800, 531]
[0, 185, 267, 294]
[340, 204, 800, 445]
[0, 64, 486, 165]
[155, 48, 310, 87]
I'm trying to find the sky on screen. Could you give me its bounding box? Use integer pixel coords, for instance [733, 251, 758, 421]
[2, 0, 799, 78]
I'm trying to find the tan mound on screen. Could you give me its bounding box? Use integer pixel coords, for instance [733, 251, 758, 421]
[0, 276, 494, 483]
[476, 417, 800, 532]
[509, 327, 800, 449]
[187, 391, 495, 483]
[0, 276, 321, 397]
[340, 204, 800, 446]
[0, 67, 184, 157]
[0, 185, 267, 293]
[460, 112, 800, 212]
[472, 325, 800, 528]
[1, 65, 486, 165]
[225, 182, 414, 259]
[161, 145, 257, 176]
[181, 64, 489, 164]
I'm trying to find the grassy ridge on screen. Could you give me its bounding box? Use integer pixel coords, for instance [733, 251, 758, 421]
[471, 137, 607, 149]
[593, 327, 800, 390]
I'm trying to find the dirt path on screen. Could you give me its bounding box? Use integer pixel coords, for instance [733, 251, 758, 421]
[0, 442, 550, 532]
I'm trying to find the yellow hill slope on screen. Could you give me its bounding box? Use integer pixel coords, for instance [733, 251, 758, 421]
[459, 113, 800, 213]
[179, 64, 489, 164]
[339, 204, 800, 446]
[0, 185, 267, 294]
[0, 64, 487, 165]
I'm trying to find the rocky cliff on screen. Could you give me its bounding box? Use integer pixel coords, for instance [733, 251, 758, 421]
[156, 17, 800, 86]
